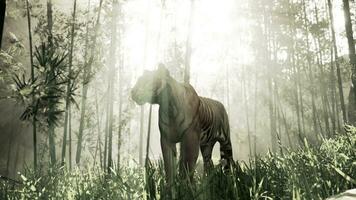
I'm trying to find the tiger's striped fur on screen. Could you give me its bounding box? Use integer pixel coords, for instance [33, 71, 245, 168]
[198, 97, 233, 171]
[131, 65, 233, 183]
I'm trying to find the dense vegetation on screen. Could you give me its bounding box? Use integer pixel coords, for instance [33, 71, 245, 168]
[1, 126, 355, 199]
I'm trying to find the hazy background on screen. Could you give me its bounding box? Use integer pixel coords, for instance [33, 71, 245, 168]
[0, 0, 354, 178]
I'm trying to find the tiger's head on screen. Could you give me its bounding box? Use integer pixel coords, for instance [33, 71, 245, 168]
[131, 64, 170, 105]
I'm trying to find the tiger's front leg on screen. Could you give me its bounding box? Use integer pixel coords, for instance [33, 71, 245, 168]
[179, 129, 200, 182]
[160, 136, 177, 186]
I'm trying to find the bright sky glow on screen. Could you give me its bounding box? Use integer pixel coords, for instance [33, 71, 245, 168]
[121, 0, 256, 100]
[55, 0, 348, 94]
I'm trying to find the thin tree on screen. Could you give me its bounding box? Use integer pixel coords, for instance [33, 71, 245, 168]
[47, 0, 56, 165]
[225, 64, 230, 115]
[117, 71, 123, 167]
[329, 45, 337, 133]
[76, 0, 104, 165]
[14, 144, 20, 177]
[139, 108, 145, 166]
[26, 0, 37, 170]
[0, 0, 5, 49]
[288, 0, 304, 142]
[6, 135, 13, 176]
[253, 62, 258, 155]
[75, 0, 90, 169]
[184, 0, 195, 84]
[242, 65, 252, 157]
[93, 88, 102, 167]
[275, 85, 293, 148]
[296, 55, 306, 134]
[145, 0, 165, 167]
[263, 8, 277, 151]
[271, 33, 283, 148]
[61, 0, 77, 166]
[313, 3, 331, 137]
[68, 103, 72, 169]
[326, 0, 346, 126]
[342, 0, 356, 124]
[291, 47, 303, 142]
[107, 0, 118, 172]
[302, 0, 319, 136]
[103, 89, 109, 169]
[117, 18, 124, 167]
[323, 0, 337, 132]
[47, 0, 53, 46]
[139, 0, 151, 166]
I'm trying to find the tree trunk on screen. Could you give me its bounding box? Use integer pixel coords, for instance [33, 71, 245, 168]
[327, 0, 346, 126]
[314, 4, 331, 137]
[263, 9, 277, 152]
[253, 64, 258, 155]
[117, 55, 123, 168]
[291, 45, 303, 144]
[296, 55, 306, 134]
[76, 0, 103, 165]
[288, 1, 304, 143]
[315, 37, 331, 137]
[47, 0, 56, 166]
[226, 64, 230, 115]
[103, 92, 109, 169]
[138, 0, 151, 167]
[26, 0, 37, 170]
[0, 0, 5, 49]
[93, 88, 102, 167]
[342, 0, 356, 125]
[68, 105, 72, 170]
[145, 105, 153, 165]
[274, 84, 283, 151]
[329, 45, 337, 133]
[275, 85, 293, 148]
[302, 0, 318, 138]
[117, 22, 123, 167]
[62, 0, 77, 166]
[139, 107, 144, 166]
[145, 1, 165, 166]
[184, 0, 195, 84]
[107, 0, 118, 172]
[6, 135, 13, 176]
[47, 0, 53, 46]
[14, 144, 20, 177]
[242, 65, 252, 157]
[48, 75, 57, 165]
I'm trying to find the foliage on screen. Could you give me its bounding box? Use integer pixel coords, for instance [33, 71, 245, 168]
[1, 128, 354, 200]
[0, 42, 25, 96]
[5, 42, 72, 128]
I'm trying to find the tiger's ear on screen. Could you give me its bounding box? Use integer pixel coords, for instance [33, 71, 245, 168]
[157, 63, 169, 77]
[156, 63, 169, 95]
[156, 77, 167, 95]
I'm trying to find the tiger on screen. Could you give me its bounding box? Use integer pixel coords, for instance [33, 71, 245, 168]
[131, 64, 234, 183]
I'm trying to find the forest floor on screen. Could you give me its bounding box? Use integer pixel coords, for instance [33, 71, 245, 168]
[0, 128, 355, 200]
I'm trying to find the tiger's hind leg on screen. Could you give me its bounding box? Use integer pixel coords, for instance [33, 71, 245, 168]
[219, 109, 234, 172]
[200, 142, 215, 174]
[219, 138, 234, 172]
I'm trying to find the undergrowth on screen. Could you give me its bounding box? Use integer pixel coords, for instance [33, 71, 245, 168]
[0, 127, 355, 200]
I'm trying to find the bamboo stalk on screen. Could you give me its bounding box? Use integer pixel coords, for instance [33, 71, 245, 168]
[62, 0, 77, 166]
[26, 0, 37, 171]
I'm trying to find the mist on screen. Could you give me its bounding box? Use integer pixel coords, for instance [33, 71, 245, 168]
[0, 0, 355, 199]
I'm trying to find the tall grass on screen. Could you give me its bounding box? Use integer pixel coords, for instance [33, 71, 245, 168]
[1, 128, 355, 199]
